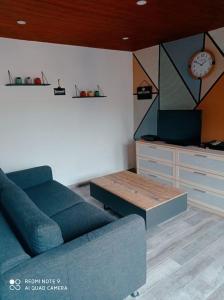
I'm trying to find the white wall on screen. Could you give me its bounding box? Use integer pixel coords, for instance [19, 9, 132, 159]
[0, 38, 134, 185]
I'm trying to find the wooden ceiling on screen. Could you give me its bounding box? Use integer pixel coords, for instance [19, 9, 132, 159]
[0, 0, 224, 51]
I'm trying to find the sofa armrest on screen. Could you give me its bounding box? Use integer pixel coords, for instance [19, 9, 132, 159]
[0, 215, 146, 300]
[6, 166, 53, 189]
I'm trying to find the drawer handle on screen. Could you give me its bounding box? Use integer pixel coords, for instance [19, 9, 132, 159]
[148, 145, 157, 149]
[193, 188, 207, 194]
[194, 154, 207, 158]
[193, 171, 207, 176]
[148, 174, 158, 178]
[147, 160, 157, 164]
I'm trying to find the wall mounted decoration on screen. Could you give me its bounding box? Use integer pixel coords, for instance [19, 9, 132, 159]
[5, 71, 51, 86]
[188, 50, 215, 79]
[54, 79, 66, 95]
[136, 80, 152, 100]
[133, 30, 224, 142]
[73, 84, 107, 98]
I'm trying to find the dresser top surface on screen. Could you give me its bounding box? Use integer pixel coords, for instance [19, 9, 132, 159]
[137, 140, 224, 157]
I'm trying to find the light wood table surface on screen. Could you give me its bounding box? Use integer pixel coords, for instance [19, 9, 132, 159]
[90, 171, 187, 228]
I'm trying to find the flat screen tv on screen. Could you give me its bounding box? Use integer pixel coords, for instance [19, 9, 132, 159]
[158, 110, 202, 146]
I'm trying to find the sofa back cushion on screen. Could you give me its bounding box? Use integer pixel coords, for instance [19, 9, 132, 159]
[0, 169, 64, 256]
[6, 166, 53, 190]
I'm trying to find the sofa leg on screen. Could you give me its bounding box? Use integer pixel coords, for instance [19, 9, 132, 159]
[131, 291, 140, 297]
[103, 204, 109, 210]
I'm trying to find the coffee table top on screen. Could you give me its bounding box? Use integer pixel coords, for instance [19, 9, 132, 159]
[91, 171, 186, 211]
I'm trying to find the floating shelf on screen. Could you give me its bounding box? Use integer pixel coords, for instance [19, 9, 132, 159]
[133, 92, 158, 95]
[72, 96, 107, 98]
[5, 84, 51, 86]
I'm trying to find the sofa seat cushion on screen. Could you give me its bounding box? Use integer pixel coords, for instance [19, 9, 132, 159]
[25, 180, 84, 217]
[0, 211, 30, 274]
[0, 183, 64, 256]
[52, 202, 115, 242]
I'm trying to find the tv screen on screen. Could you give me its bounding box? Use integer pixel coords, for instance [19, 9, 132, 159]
[158, 110, 202, 146]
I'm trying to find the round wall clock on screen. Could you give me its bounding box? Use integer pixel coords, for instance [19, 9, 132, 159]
[189, 50, 215, 79]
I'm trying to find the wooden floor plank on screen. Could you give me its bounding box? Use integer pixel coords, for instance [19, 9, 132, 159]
[73, 185, 224, 300]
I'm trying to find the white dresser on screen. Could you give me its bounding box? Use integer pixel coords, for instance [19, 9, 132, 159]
[136, 141, 224, 216]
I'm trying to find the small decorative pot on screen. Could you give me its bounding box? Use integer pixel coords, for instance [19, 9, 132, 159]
[15, 77, 22, 85]
[34, 77, 41, 85]
[94, 90, 100, 97]
[87, 91, 94, 97]
[80, 91, 87, 97]
[25, 77, 32, 85]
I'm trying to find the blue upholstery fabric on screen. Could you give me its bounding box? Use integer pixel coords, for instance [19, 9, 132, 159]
[6, 166, 53, 190]
[0, 184, 64, 256]
[0, 215, 146, 300]
[25, 180, 84, 217]
[0, 212, 30, 274]
[0, 168, 16, 190]
[52, 202, 116, 241]
[0, 166, 146, 300]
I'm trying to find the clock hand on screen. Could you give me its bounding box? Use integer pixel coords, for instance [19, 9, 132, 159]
[194, 61, 204, 66]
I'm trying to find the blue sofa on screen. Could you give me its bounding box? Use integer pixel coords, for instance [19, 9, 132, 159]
[0, 166, 146, 300]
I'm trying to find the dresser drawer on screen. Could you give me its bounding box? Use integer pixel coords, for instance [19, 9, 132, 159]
[137, 143, 174, 163]
[138, 158, 174, 177]
[179, 183, 224, 211]
[177, 151, 224, 175]
[178, 167, 224, 195]
[138, 169, 175, 186]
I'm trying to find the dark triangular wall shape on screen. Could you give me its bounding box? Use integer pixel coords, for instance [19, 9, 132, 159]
[134, 96, 159, 140]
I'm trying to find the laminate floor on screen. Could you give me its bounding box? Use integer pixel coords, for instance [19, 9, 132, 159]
[73, 185, 224, 300]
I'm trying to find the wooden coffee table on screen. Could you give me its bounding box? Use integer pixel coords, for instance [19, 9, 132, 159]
[90, 171, 187, 229]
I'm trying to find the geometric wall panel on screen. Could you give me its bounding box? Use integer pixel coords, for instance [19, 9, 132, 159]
[134, 96, 159, 140]
[197, 74, 224, 142]
[209, 27, 224, 54]
[133, 55, 158, 94]
[160, 46, 196, 110]
[163, 33, 204, 102]
[134, 45, 159, 89]
[133, 27, 224, 143]
[200, 34, 224, 99]
[134, 95, 157, 131]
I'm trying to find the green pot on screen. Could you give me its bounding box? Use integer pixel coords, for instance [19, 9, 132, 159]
[15, 77, 23, 85]
[94, 90, 100, 97]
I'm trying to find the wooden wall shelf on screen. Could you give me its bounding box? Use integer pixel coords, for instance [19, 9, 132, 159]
[5, 84, 51, 86]
[72, 96, 107, 99]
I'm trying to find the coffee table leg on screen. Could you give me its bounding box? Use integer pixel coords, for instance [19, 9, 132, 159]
[131, 290, 140, 297]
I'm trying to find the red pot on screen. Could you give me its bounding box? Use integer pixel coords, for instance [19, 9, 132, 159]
[34, 78, 42, 85]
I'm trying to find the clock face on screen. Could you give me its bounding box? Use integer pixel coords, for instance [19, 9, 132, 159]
[189, 51, 215, 79]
